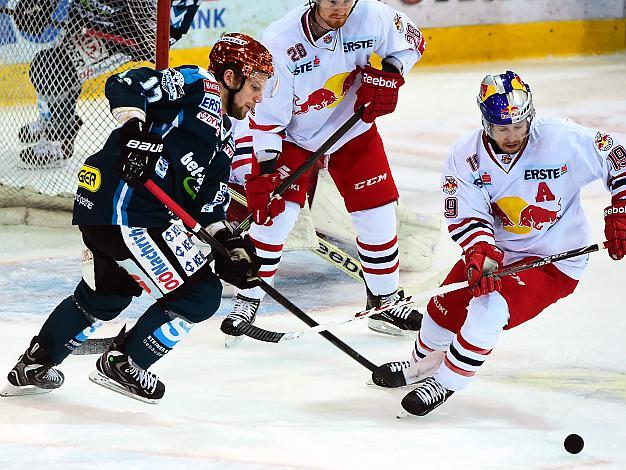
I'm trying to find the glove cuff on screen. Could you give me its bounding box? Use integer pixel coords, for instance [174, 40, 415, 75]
[206, 220, 233, 237]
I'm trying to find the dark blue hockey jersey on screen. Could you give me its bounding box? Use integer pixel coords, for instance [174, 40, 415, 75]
[73, 65, 234, 228]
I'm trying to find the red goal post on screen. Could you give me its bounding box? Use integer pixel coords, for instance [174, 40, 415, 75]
[0, 0, 171, 224]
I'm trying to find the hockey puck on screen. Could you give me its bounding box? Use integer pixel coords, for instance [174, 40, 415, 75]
[564, 434, 584, 454]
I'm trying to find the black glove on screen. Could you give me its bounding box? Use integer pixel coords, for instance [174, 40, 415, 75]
[117, 118, 163, 187]
[206, 221, 261, 289]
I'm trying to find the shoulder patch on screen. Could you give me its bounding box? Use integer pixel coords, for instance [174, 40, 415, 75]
[595, 131, 614, 152]
[442, 176, 458, 195]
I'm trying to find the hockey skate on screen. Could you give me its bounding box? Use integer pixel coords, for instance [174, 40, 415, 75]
[220, 294, 260, 348]
[367, 289, 423, 336]
[18, 117, 82, 169]
[18, 120, 45, 143]
[370, 351, 446, 388]
[89, 328, 165, 404]
[399, 377, 454, 417]
[1, 337, 64, 397]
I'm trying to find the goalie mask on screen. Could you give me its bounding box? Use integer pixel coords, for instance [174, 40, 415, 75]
[477, 71, 535, 138]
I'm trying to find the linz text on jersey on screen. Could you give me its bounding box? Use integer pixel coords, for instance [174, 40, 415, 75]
[343, 39, 374, 53]
[523, 167, 566, 180]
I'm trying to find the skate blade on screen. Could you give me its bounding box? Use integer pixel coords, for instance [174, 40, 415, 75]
[367, 319, 415, 337]
[0, 381, 54, 397]
[17, 160, 65, 171]
[224, 334, 244, 349]
[88, 370, 160, 405]
[395, 409, 414, 419]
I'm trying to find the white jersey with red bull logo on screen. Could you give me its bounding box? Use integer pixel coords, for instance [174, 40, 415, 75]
[441, 117, 625, 279]
[251, 0, 424, 156]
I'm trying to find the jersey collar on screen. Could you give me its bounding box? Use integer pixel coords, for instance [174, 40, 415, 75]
[301, 10, 340, 51]
[482, 132, 528, 174]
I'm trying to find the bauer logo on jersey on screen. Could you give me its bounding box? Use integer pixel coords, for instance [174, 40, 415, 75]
[595, 132, 614, 152]
[442, 176, 458, 195]
[77, 165, 101, 192]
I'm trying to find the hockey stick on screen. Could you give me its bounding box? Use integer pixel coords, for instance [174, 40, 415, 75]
[141, 178, 389, 376]
[235, 281, 468, 343]
[236, 241, 608, 342]
[235, 105, 365, 234]
[228, 186, 365, 282]
[229, 186, 450, 296]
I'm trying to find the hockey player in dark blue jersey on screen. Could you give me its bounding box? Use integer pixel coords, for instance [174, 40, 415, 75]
[1, 33, 275, 404]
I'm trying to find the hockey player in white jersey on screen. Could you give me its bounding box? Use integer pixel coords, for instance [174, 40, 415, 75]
[371, 70, 626, 416]
[220, 0, 427, 345]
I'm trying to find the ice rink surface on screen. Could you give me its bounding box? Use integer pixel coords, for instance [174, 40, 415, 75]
[1, 55, 626, 469]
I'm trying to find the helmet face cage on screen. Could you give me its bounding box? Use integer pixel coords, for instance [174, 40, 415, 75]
[208, 33, 274, 86]
[477, 71, 535, 138]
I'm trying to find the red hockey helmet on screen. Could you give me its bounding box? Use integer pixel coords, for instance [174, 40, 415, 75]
[209, 33, 274, 82]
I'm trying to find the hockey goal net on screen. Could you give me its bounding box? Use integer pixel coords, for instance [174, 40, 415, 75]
[0, 0, 168, 218]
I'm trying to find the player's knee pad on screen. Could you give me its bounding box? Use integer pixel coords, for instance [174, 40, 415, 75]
[73, 279, 133, 322]
[249, 201, 300, 244]
[350, 203, 397, 243]
[461, 292, 510, 349]
[30, 44, 80, 100]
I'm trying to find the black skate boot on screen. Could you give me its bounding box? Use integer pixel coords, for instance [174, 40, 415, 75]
[371, 352, 446, 388]
[88, 327, 165, 404]
[371, 361, 412, 388]
[367, 289, 423, 336]
[1, 337, 64, 397]
[18, 120, 45, 143]
[400, 377, 454, 417]
[220, 294, 260, 348]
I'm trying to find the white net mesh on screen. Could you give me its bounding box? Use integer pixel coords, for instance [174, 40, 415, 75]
[0, 0, 158, 211]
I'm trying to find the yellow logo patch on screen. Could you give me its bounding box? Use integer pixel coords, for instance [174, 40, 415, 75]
[77, 165, 101, 192]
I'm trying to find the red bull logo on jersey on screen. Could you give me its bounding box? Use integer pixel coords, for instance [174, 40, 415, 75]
[493, 197, 561, 234]
[442, 176, 458, 195]
[293, 69, 359, 115]
[594, 132, 614, 152]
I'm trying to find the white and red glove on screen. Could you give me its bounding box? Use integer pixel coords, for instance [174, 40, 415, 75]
[604, 200, 626, 260]
[244, 172, 285, 226]
[464, 242, 505, 297]
[354, 65, 405, 123]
